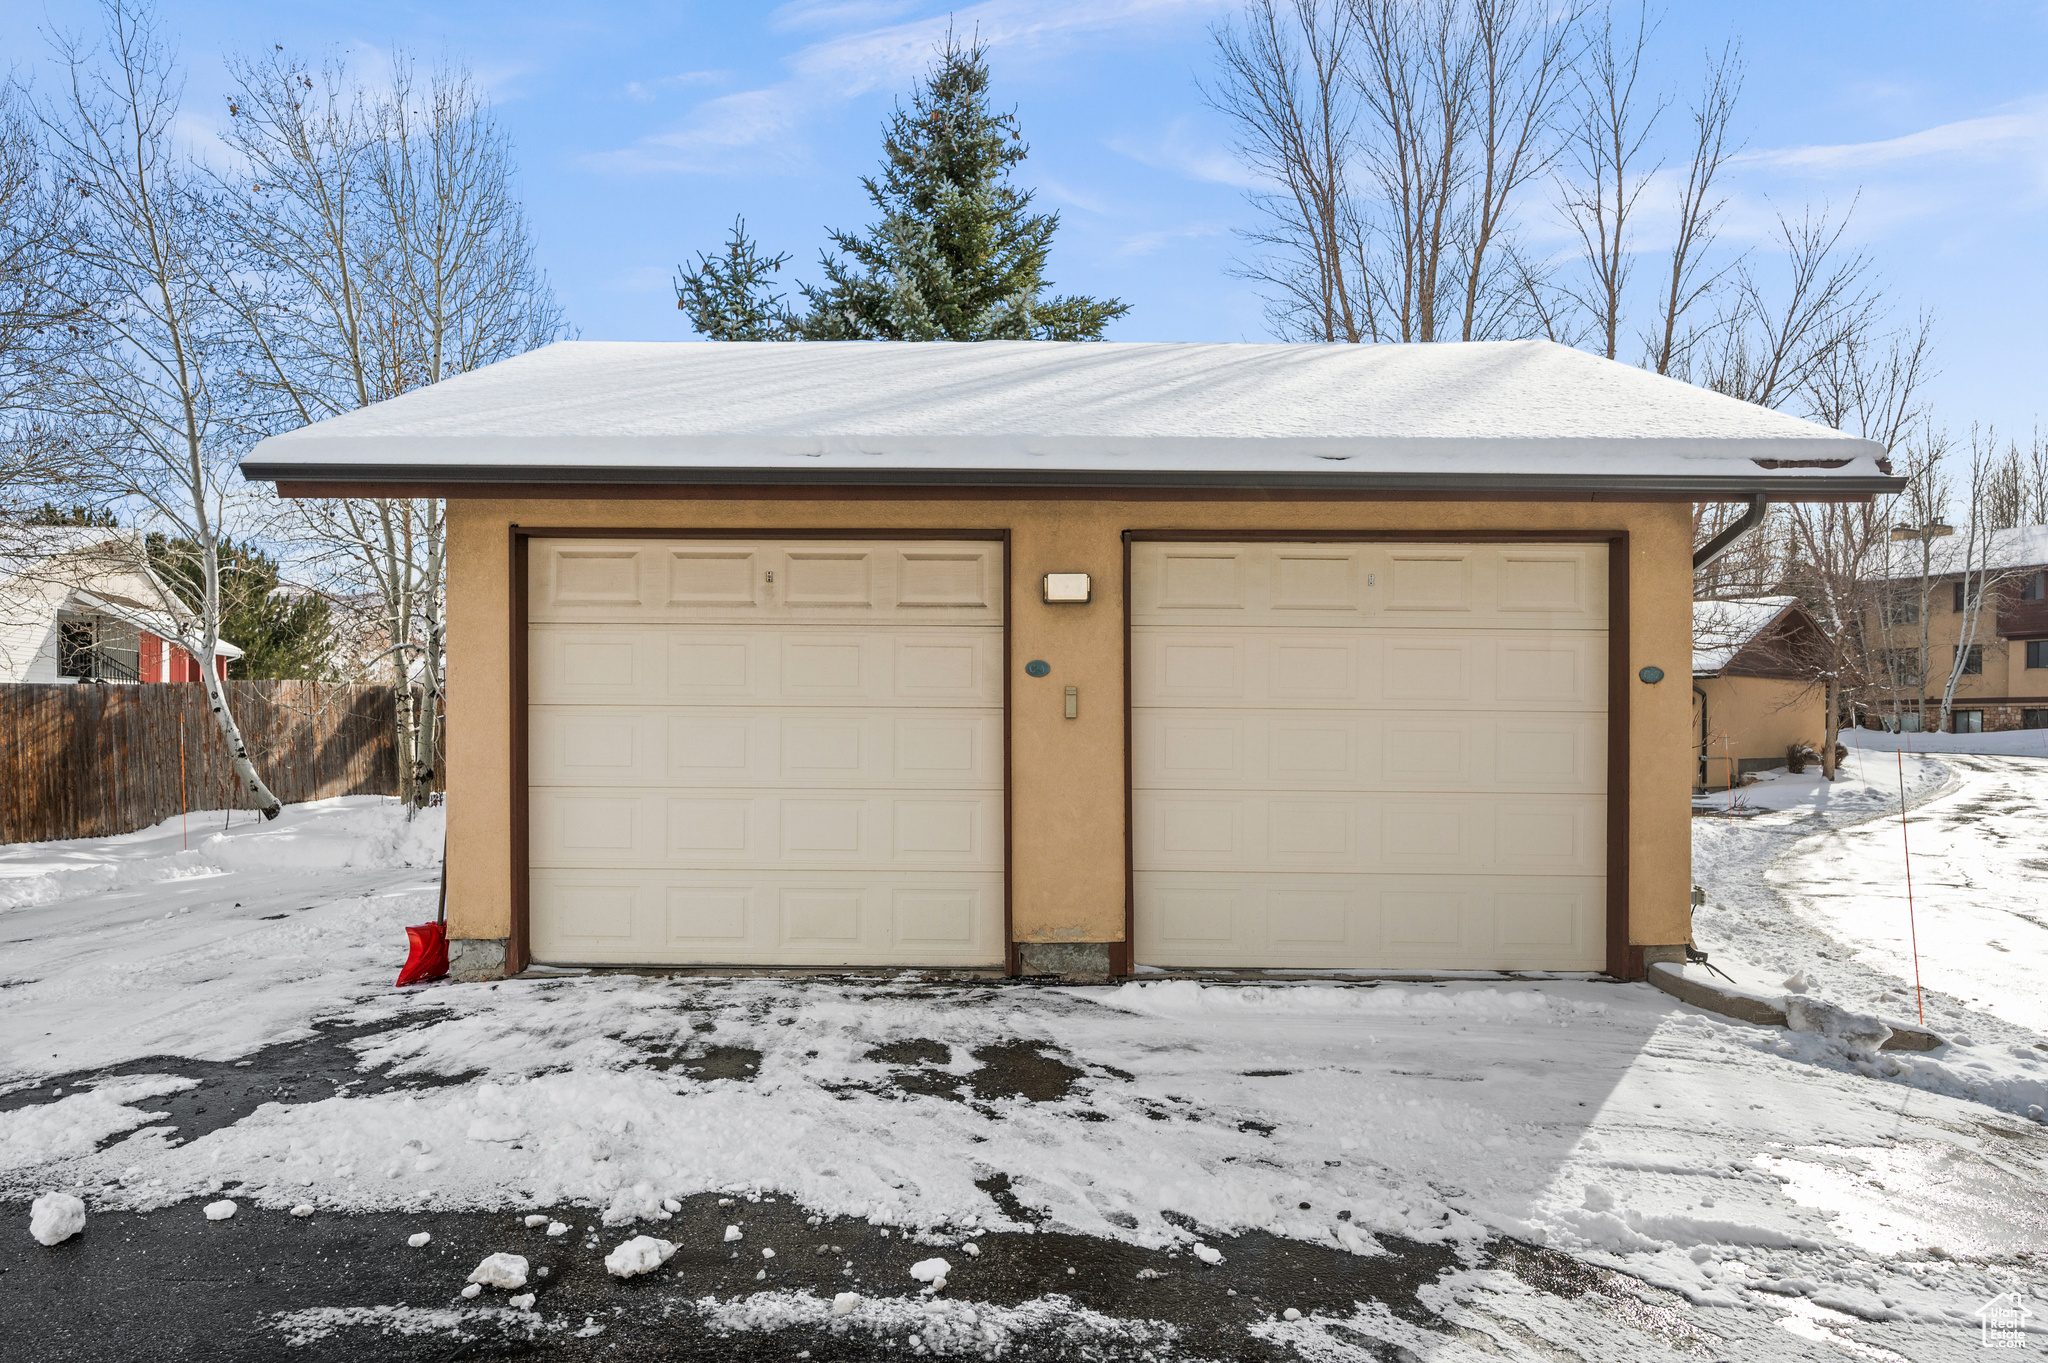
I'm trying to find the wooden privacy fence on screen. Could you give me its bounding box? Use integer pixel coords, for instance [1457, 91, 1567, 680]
[0, 680, 404, 845]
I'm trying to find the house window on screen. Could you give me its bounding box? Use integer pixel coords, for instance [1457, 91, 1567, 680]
[1890, 710, 1923, 734]
[1883, 649, 1922, 686]
[1883, 597, 1919, 625]
[1954, 644, 1983, 676]
[57, 617, 97, 679]
[1952, 709, 1983, 734]
[54, 612, 141, 682]
[2023, 571, 2048, 602]
[2024, 709, 2048, 730]
[2029, 640, 2048, 669]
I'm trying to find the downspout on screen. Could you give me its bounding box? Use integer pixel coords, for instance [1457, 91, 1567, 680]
[1693, 493, 1769, 571]
[1694, 683, 1710, 790]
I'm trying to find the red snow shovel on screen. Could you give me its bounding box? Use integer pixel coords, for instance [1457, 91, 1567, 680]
[396, 838, 449, 988]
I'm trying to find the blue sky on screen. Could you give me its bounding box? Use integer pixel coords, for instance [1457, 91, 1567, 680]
[7, 0, 2046, 445]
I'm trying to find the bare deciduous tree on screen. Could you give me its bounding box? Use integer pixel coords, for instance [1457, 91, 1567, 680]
[1210, 0, 1582, 344]
[1552, 3, 1665, 359]
[35, 0, 282, 815]
[1, 79, 91, 520]
[1208, 0, 1372, 341]
[216, 51, 563, 806]
[1645, 42, 1741, 377]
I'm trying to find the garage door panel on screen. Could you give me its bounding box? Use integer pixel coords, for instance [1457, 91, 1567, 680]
[531, 625, 1002, 706]
[1131, 542, 1606, 629]
[533, 709, 1004, 789]
[531, 788, 1003, 870]
[1134, 539, 1607, 972]
[530, 869, 1001, 966]
[529, 536, 1005, 968]
[1133, 711, 1605, 792]
[530, 539, 1003, 625]
[1136, 791, 1603, 874]
[1135, 872, 1605, 970]
[1133, 629, 1605, 710]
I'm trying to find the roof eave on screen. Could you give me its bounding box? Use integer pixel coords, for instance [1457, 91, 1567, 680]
[239, 461, 1907, 499]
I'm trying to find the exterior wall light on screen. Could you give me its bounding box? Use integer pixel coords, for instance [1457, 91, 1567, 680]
[1042, 573, 1092, 604]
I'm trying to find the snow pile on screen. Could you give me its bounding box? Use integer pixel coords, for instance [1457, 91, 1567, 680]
[203, 1199, 237, 1221]
[29, 1191, 85, 1245]
[0, 1076, 195, 1174]
[1841, 726, 2048, 759]
[695, 1289, 1176, 1357]
[604, 1235, 676, 1279]
[0, 798, 442, 914]
[909, 1256, 950, 1287]
[271, 1304, 536, 1349]
[467, 1253, 528, 1290]
[1784, 998, 1892, 1051]
[0, 798, 442, 1079]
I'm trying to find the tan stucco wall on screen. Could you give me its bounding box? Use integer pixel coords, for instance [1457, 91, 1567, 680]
[1866, 591, 2048, 703]
[444, 496, 1697, 953]
[1693, 676, 1824, 783]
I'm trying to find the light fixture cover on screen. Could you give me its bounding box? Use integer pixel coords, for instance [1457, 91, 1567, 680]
[1042, 572, 1092, 604]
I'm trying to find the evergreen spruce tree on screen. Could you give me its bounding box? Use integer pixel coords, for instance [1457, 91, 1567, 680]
[152, 535, 333, 680]
[674, 217, 800, 341]
[675, 36, 1128, 343]
[800, 35, 1127, 341]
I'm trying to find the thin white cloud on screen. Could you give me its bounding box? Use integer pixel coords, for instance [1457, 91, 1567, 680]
[1106, 115, 1262, 189]
[771, 0, 923, 33]
[1117, 220, 1229, 256]
[1036, 176, 1114, 217]
[623, 70, 726, 103]
[1742, 94, 2048, 176]
[590, 0, 1230, 176]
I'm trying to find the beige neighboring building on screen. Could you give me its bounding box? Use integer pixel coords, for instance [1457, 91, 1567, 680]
[1691, 597, 1825, 790]
[1864, 526, 2048, 733]
[239, 340, 1899, 982]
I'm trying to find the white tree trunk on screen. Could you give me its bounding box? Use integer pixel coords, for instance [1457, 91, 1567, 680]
[197, 649, 282, 817]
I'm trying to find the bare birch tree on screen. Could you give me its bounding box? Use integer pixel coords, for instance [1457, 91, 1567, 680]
[35, 0, 282, 816]
[1209, 0, 1582, 344]
[216, 51, 562, 806]
[1552, 3, 1664, 359]
[1645, 42, 1741, 377]
[1778, 314, 1938, 775]
[1934, 429, 2037, 728]
[1208, 0, 1373, 341]
[1, 78, 92, 521]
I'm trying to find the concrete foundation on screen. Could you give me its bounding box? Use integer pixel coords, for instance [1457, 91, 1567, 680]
[449, 937, 508, 982]
[1017, 942, 1114, 982]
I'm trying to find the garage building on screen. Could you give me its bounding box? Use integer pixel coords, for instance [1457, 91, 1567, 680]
[240, 339, 1899, 981]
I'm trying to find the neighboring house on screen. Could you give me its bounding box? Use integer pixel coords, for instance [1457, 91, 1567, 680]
[1862, 524, 2048, 733]
[241, 339, 1898, 982]
[1691, 596, 1825, 790]
[0, 529, 242, 684]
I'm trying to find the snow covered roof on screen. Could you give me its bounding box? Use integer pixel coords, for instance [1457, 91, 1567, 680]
[1693, 596, 1802, 676]
[71, 590, 244, 659]
[241, 340, 1901, 496]
[1865, 524, 2048, 582]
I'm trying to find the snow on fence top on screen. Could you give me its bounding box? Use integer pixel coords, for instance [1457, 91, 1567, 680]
[241, 339, 1895, 494]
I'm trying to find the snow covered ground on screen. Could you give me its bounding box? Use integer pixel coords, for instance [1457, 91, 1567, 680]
[4, 791, 2046, 1360]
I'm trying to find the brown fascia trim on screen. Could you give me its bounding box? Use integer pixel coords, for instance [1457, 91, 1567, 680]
[267, 474, 1901, 504]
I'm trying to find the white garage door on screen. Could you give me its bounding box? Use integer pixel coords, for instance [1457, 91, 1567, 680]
[1133, 541, 1607, 971]
[527, 538, 1005, 966]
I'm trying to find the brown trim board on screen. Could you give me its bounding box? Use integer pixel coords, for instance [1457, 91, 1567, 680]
[1115, 531, 1136, 979]
[275, 480, 1883, 506]
[1122, 531, 1632, 980]
[510, 526, 1015, 977]
[1607, 533, 1634, 981]
[508, 528, 531, 976]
